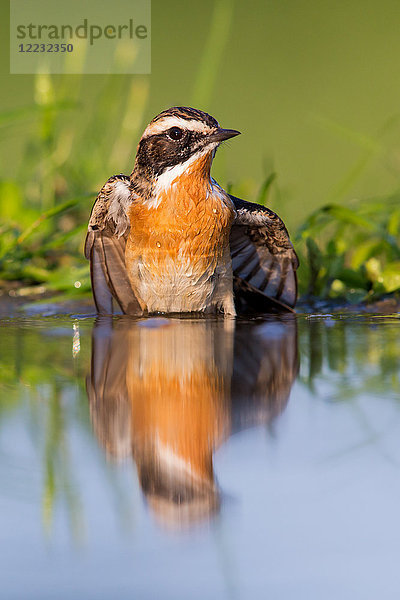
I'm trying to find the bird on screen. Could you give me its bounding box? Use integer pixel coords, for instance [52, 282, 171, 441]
[85, 106, 298, 316]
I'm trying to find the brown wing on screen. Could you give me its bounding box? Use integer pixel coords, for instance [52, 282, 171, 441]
[229, 195, 299, 312]
[231, 317, 299, 430]
[84, 175, 142, 315]
[86, 317, 132, 459]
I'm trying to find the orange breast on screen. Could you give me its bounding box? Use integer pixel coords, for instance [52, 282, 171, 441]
[126, 154, 235, 275]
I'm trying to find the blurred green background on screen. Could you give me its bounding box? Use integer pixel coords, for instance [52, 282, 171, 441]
[2, 0, 400, 302]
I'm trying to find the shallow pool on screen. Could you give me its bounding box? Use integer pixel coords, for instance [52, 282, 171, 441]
[1, 311, 400, 599]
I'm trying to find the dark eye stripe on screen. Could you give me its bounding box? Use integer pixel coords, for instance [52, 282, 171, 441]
[135, 129, 209, 176]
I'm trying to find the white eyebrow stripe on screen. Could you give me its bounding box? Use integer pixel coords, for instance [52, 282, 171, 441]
[142, 116, 216, 137]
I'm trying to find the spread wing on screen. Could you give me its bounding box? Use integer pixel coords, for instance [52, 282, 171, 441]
[84, 174, 142, 315]
[229, 195, 299, 312]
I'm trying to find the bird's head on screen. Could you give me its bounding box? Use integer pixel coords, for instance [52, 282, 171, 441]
[131, 106, 240, 197]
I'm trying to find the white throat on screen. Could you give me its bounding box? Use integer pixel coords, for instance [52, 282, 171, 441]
[146, 147, 216, 210]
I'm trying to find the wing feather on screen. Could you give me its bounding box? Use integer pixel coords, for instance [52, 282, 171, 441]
[84, 175, 142, 316]
[230, 195, 299, 312]
[90, 237, 114, 314]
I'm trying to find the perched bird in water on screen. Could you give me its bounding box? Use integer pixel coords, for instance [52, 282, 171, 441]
[85, 107, 298, 315]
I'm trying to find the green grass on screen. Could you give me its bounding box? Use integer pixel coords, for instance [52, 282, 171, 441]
[296, 194, 400, 303]
[0, 72, 151, 298]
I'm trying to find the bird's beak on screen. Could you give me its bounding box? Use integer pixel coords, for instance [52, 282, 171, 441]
[208, 128, 241, 143]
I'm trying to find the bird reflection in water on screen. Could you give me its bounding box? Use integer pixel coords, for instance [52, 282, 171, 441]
[86, 316, 298, 528]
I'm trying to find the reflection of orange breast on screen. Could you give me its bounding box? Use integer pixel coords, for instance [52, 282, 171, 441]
[128, 367, 226, 480]
[125, 324, 230, 482]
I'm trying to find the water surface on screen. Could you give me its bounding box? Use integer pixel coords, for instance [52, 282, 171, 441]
[1, 312, 400, 599]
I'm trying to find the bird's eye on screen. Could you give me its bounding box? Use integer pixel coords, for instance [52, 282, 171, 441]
[167, 127, 184, 141]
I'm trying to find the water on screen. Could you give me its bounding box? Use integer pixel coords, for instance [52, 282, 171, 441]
[1, 311, 400, 599]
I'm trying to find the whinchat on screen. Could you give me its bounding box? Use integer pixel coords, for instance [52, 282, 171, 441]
[85, 107, 298, 315]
